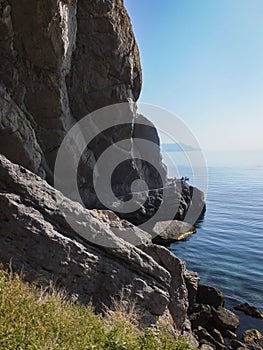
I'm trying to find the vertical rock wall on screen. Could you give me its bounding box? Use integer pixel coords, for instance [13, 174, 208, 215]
[0, 0, 165, 209]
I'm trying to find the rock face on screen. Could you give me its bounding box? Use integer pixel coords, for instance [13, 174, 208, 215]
[0, 0, 141, 174]
[0, 0, 205, 225]
[0, 154, 197, 331]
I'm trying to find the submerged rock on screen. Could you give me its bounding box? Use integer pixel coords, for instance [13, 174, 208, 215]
[234, 303, 263, 319]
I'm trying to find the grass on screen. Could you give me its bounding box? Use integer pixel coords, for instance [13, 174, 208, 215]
[0, 267, 196, 350]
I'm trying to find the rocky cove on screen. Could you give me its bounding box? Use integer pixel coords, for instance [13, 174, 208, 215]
[0, 1, 262, 349]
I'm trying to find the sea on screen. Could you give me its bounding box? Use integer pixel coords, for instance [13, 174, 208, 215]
[165, 150, 263, 335]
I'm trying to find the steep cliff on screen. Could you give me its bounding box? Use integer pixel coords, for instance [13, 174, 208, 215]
[0, 0, 205, 224]
[0, 2, 247, 347]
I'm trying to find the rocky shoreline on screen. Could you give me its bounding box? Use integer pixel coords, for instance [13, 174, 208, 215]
[1, 154, 262, 349]
[0, 1, 262, 349]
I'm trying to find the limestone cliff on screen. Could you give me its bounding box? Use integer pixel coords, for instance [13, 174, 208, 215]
[1, 2, 256, 347]
[0, 0, 178, 217]
[0, 0, 140, 172]
[0, 0, 206, 226]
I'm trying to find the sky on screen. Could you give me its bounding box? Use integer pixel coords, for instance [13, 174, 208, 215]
[124, 0, 263, 153]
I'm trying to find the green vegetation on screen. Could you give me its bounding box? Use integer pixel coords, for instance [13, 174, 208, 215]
[0, 268, 196, 350]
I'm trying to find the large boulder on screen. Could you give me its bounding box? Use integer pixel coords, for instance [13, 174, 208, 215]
[0, 154, 196, 331]
[212, 307, 239, 332]
[197, 284, 225, 308]
[152, 220, 196, 246]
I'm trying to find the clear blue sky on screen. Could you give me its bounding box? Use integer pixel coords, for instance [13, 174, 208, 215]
[124, 0, 263, 152]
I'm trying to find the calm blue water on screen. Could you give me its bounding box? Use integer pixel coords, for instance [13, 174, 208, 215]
[169, 164, 263, 333]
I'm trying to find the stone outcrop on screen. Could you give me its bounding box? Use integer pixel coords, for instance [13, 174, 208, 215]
[0, 154, 260, 348]
[0, 154, 195, 331]
[0, 0, 141, 175]
[0, 0, 205, 226]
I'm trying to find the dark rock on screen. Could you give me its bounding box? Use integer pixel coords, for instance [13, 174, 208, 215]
[205, 326, 225, 345]
[195, 327, 226, 350]
[0, 0, 206, 229]
[152, 220, 196, 246]
[212, 306, 239, 332]
[197, 284, 224, 308]
[234, 303, 263, 319]
[0, 0, 207, 336]
[189, 304, 213, 328]
[230, 339, 248, 349]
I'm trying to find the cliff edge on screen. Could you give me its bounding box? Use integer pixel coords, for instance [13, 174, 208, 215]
[0, 0, 209, 343]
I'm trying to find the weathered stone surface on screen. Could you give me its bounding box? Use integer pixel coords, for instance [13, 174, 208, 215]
[242, 329, 263, 348]
[185, 269, 200, 310]
[0, 153, 207, 334]
[225, 330, 237, 339]
[0, 0, 143, 181]
[2, 0, 77, 176]
[0, 154, 172, 320]
[91, 209, 152, 247]
[67, 0, 142, 117]
[0, 84, 44, 177]
[234, 303, 263, 319]
[195, 327, 226, 350]
[189, 304, 213, 328]
[212, 306, 239, 332]
[197, 284, 224, 308]
[207, 327, 225, 345]
[152, 220, 196, 246]
[142, 244, 195, 332]
[0, 0, 205, 227]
